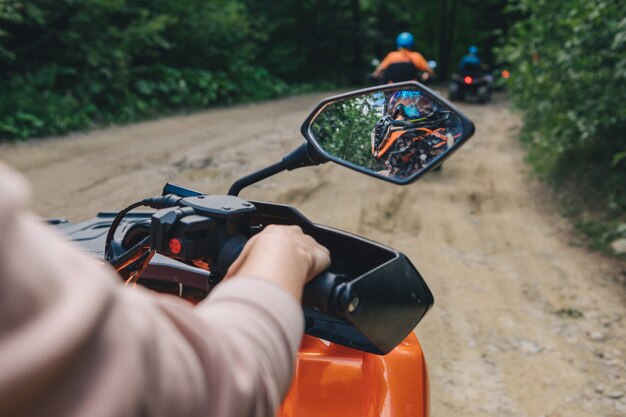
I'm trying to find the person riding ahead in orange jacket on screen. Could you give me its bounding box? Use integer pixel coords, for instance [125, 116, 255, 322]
[372, 32, 434, 83]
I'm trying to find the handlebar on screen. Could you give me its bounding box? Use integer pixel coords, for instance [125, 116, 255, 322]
[95, 194, 432, 354]
[302, 271, 350, 314]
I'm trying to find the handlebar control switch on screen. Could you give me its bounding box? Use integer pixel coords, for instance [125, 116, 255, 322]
[149, 196, 257, 279]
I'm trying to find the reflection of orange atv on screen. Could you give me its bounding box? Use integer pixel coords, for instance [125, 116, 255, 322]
[372, 112, 452, 176]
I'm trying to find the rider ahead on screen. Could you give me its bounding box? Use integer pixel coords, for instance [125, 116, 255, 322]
[373, 32, 434, 83]
[459, 45, 486, 74]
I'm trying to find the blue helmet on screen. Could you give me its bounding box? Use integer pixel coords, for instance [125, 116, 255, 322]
[387, 90, 432, 119]
[469, 45, 478, 54]
[396, 32, 414, 49]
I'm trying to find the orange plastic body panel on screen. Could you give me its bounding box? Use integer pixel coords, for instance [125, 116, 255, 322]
[278, 333, 429, 417]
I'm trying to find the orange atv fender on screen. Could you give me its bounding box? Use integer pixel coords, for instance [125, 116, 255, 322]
[278, 333, 429, 417]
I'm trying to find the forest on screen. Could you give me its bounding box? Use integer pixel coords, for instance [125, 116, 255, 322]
[0, 0, 624, 246]
[0, 0, 510, 139]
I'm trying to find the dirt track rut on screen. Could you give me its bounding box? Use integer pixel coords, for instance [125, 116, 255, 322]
[1, 91, 625, 417]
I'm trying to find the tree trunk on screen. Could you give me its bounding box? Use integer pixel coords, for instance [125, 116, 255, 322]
[350, 0, 363, 84]
[438, 0, 449, 77]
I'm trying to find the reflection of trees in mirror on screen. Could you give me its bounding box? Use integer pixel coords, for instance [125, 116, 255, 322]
[311, 94, 387, 171]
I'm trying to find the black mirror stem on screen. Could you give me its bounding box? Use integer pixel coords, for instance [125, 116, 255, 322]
[228, 142, 327, 196]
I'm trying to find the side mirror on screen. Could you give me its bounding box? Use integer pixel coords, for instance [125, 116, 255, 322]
[301, 82, 474, 184]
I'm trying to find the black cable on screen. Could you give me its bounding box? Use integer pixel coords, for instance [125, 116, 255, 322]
[108, 235, 151, 271]
[104, 194, 183, 262]
[104, 200, 147, 262]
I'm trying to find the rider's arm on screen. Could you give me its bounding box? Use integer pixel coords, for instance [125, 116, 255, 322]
[373, 52, 394, 77]
[0, 161, 329, 417]
[410, 52, 433, 75]
[459, 55, 470, 71]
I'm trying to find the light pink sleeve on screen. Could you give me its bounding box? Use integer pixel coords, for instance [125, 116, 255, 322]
[0, 161, 303, 417]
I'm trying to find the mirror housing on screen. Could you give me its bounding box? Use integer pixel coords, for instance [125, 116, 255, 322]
[301, 82, 475, 185]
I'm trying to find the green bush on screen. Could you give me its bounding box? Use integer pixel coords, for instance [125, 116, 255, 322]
[0, 64, 287, 139]
[0, 0, 519, 141]
[500, 0, 626, 252]
[0, 0, 287, 140]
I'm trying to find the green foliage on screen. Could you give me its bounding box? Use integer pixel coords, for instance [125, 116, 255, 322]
[501, 0, 626, 252]
[246, 0, 510, 84]
[554, 307, 584, 318]
[0, 0, 286, 140]
[0, 64, 286, 139]
[574, 218, 626, 255]
[311, 94, 386, 171]
[0, 0, 512, 140]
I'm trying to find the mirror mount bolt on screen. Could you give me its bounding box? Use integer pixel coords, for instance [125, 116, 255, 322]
[347, 295, 360, 313]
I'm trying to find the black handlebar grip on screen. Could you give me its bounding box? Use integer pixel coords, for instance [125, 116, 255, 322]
[216, 234, 248, 279]
[302, 271, 349, 314]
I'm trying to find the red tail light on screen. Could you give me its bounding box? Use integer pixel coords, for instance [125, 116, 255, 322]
[463, 76, 473, 84]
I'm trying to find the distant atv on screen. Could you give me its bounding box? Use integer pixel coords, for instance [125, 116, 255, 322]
[448, 65, 493, 104]
[368, 58, 438, 86]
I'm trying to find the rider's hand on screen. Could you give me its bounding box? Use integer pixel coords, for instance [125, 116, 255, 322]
[224, 225, 330, 301]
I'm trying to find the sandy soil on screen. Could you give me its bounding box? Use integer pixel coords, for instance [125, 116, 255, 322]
[1, 91, 625, 417]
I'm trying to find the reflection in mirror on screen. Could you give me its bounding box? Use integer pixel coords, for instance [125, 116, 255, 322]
[309, 87, 466, 181]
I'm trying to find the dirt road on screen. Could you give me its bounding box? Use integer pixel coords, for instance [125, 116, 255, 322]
[1, 92, 625, 416]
